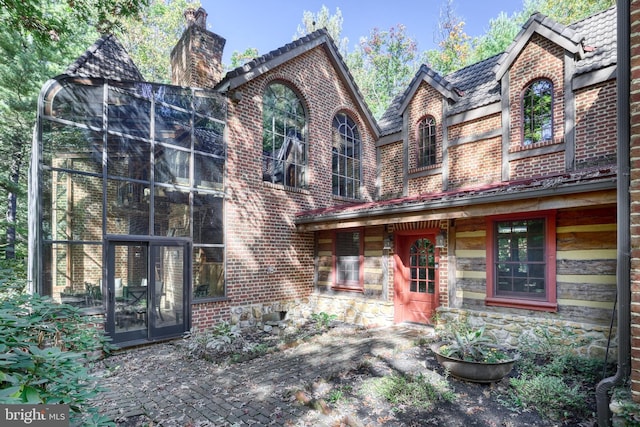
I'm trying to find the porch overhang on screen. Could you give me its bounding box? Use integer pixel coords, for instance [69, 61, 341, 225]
[295, 176, 616, 232]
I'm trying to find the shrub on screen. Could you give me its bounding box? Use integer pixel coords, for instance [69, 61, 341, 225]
[506, 374, 587, 420]
[365, 373, 455, 411]
[0, 279, 113, 425]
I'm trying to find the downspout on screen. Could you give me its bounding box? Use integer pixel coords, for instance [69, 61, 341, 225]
[595, 0, 631, 425]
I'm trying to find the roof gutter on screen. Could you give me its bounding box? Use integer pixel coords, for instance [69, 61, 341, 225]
[295, 179, 616, 226]
[596, 1, 631, 425]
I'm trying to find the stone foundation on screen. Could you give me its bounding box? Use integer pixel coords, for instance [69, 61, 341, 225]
[227, 298, 313, 329]
[436, 307, 617, 359]
[308, 294, 394, 328]
[226, 294, 395, 330]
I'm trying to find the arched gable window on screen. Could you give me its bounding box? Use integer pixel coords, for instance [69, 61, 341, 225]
[522, 79, 553, 145]
[262, 83, 307, 187]
[332, 112, 361, 199]
[417, 116, 437, 168]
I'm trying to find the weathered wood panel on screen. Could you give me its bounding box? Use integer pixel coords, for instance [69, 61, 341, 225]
[556, 231, 617, 251]
[456, 236, 486, 250]
[557, 282, 616, 302]
[457, 257, 487, 271]
[556, 206, 616, 227]
[556, 259, 616, 275]
[455, 217, 486, 233]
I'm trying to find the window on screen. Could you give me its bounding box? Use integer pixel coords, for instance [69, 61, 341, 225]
[417, 116, 436, 167]
[522, 79, 553, 145]
[332, 113, 361, 198]
[486, 212, 557, 311]
[334, 230, 363, 290]
[409, 238, 436, 294]
[262, 83, 307, 187]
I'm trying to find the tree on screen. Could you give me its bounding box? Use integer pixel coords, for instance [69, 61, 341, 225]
[425, 0, 472, 75]
[0, 1, 146, 259]
[229, 48, 260, 70]
[116, 0, 200, 83]
[295, 5, 349, 55]
[0, 0, 147, 42]
[347, 25, 421, 118]
[470, 0, 615, 64]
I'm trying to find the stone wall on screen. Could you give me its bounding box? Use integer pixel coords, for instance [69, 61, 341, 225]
[436, 307, 616, 360]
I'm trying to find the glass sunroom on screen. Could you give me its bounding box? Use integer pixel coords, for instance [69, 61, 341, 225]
[29, 76, 226, 346]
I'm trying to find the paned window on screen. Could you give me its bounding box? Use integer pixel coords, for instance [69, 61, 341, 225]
[417, 116, 436, 167]
[262, 83, 307, 188]
[486, 213, 557, 311]
[332, 113, 361, 198]
[409, 238, 436, 294]
[334, 231, 363, 290]
[522, 79, 553, 145]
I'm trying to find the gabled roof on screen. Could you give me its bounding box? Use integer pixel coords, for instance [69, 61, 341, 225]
[215, 28, 380, 137]
[397, 65, 460, 114]
[493, 12, 585, 80]
[65, 35, 144, 81]
[378, 7, 617, 136]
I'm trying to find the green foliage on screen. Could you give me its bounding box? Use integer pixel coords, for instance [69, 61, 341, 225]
[0, 278, 113, 425]
[116, 0, 200, 83]
[346, 24, 420, 119]
[309, 312, 337, 329]
[295, 6, 349, 56]
[229, 48, 260, 70]
[365, 373, 455, 411]
[496, 324, 608, 421]
[0, 0, 147, 43]
[326, 384, 352, 404]
[438, 325, 512, 363]
[425, 0, 472, 75]
[184, 321, 271, 364]
[505, 374, 587, 420]
[611, 387, 640, 427]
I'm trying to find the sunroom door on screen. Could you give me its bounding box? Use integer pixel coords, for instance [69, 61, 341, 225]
[106, 239, 190, 345]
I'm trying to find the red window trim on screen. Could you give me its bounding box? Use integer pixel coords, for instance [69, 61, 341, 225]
[485, 210, 557, 312]
[332, 228, 364, 292]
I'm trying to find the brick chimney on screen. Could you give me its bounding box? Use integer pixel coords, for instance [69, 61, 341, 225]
[170, 7, 226, 89]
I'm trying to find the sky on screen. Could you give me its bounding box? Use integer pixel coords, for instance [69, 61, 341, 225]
[200, 0, 524, 65]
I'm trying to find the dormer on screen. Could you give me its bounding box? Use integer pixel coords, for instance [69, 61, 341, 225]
[398, 66, 459, 193]
[493, 13, 586, 180]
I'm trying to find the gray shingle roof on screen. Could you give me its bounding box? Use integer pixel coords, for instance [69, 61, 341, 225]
[378, 6, 617, 136]
[65, 35, 144, 81]
[217, 28, 379, 136]
[571, 6, 617, 74]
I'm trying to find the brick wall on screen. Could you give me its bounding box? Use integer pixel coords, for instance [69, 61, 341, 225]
[192, 45, 379, 329]
[630, 0, 640, 403]
[379, 140, 404, 198]
[407, 83, 444, 172]
[574, 79, 618, 169]
[448, 136, 502, 189]
[508, 33, 565, 150]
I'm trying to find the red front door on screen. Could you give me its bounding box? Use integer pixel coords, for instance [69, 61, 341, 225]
[394, 234, 440, 324]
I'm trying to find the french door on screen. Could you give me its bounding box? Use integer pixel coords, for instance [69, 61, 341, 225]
[394, 233, 440, 324]
[105, 238, 190, 345]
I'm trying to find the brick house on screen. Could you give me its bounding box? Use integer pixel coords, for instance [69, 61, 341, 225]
[29, 3, 619, 367]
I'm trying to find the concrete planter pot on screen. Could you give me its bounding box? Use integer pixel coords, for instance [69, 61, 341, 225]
[431, 342, 517, 383]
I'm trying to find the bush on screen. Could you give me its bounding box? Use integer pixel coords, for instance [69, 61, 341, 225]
[0, 279, 113, 425]
[365, 373, 455, 411]
[506, 374, 587, 420]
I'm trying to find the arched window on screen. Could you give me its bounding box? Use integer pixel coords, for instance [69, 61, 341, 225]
[262, 83, 307, 187]
[417, 116, 436, 167]
[332, 112, 361, 199]
[522, 79, 553, 145]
